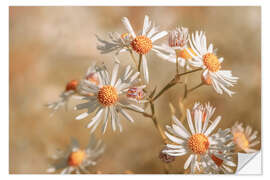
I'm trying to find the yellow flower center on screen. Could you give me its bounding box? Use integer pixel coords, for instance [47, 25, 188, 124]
[98, 85, 118, 106]
[188, 133, 209, 154]
[176, 48, 195, 60]
[233, 132, 249, 150]
[211, 154, 223, 167]
[65, 80, 78, 92]
[203, 53, 221, 72]
[131, 35, 152, 54]
[68, 150, 86, 166]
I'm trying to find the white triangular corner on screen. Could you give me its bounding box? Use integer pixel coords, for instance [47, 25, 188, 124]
[236, 151, 262, 174]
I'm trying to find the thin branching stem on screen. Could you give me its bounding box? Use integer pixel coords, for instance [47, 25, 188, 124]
[152, 68, 202, 101]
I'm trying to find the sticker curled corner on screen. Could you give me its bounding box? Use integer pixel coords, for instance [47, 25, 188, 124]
[236, 151, 262, 174]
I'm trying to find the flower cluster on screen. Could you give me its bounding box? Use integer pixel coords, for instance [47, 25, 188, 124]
[46, 15, 260, 174]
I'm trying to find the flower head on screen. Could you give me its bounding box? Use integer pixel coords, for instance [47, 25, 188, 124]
[122, 15, 167, 83]
[46, 80, 78, 115]
[154, 27, 193, 69]
[201, 128, 236, 174]
[75, 58, 145, 133]
[168, 27, 189, 49]
[187, 31, 239, 96]
[163, 102, 228, 173]
[232, 122, 260, 153]
[47, 136, 105, 174]
[96, 32, 131, 55]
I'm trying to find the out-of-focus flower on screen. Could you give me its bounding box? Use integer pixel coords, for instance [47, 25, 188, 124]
[96, 32, 132, 55]
[47, 64, 100, 115]
[122, 15, 168, 83]
[187, 31, 238, 96]
[154, 27, 193, 69]
[232, 122, 260, 153]
[46, 79, 79, 115]
[163, 103, 227, 173]
[47, 136, 105, 174]
[159, 148, 175, 163]
[201, 128, 236, 174]
[192, 102, 216, 123]
[75, 58, 145, 133]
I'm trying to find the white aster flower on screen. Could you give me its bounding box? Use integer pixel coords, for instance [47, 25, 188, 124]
[75, 58, 145, 133]
[96, 32, 132, 55]
[122, 15, 168, 83]
[232, 122, 260, 153]
[163, 103, 225, 174]
[187, 31, 238, 96]
[47, 136, 105, 174]
[46, 80, 79, 115]
[154, 27, 193, 69]
[201, 128, 236, 174]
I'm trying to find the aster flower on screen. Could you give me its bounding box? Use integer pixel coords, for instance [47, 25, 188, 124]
[163, 103, 226, 173]
[47, 136, 105, 174]
[122, 15, 168, 83]
[75, 58, 145, 133]
[46, 79, 79, 115]
[154, 27, 194, 69]
[187, 31, 238, 96]
[96, 32, 132, 55]
[232, 122, 260, 153]
[201, 128, 236, 174]
[47, 65, 100, 114]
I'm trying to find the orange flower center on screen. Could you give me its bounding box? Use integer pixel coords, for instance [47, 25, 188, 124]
[65, 80, 79, 92]
[211, 154, 223, 167]
[188, 133, 209, 154]
[68, 150, 86, 166]
[97, 85, 118, 106]
[176, 48, 195, 60]
[203, 53, 221, 72]
[233, 132, 249, 150]
[86, 73, 99, 86]
[131, 35, 152, 54]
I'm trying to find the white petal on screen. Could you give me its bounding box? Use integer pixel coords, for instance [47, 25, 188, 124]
[119, 108, 134, 123]
[151, 31, 168, 42]
[87, 107, 104, 129]
[141, 55, 149, 83]
[184, 154, 194, 169]
[110, 58, 120, 86]
[204, 116, 221, 136]
[122, 17, 136, 38]
[165, 131, 185, 145]
[75, 112, 89, 120]
[186, 109, 195, 134]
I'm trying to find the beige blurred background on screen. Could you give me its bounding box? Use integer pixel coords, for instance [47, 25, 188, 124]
[9, 6, 261, 174]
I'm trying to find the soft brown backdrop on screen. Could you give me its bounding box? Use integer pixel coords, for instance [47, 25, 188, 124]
[9, 6, 261, 174]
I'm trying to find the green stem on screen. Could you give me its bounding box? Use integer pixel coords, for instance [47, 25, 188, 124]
[129, 50, 138, 67]
[152, 68, 202, 101]
[138, 54, 142, 72]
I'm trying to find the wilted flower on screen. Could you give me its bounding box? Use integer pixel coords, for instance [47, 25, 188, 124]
[155, 27, 193, 69]
[122, 15, 168, 83]
[187, 31, 238, 96]
[47, 136, 105, 174]
[232, 122, 260, 153]
[75, 58, 145, 133]
[163, 103, 227, 173]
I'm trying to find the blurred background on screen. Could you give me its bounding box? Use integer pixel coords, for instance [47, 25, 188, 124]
[9, 6, 261, 174]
